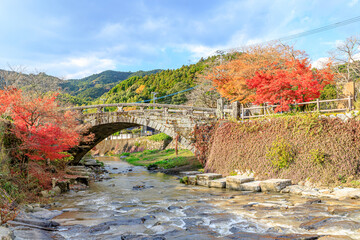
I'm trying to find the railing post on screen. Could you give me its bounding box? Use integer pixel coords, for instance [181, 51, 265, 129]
[163, 107, 168, 116]
[97, 107, 103, 113]
[231, 101, 240, 119]
[316, 99, 320, 112]
[263, 103, 266, 116]
[241, 104, 244, 121]
[348, 95, 352, 111]
[183, 109, 193, 116]
[117, 106, 124, 112]
[216, 98, 224, 118]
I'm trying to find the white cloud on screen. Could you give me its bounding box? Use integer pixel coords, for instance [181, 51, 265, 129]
[349, 0, 359, 7]
[175, 44, 222, 62]
[37, 56, 117, 79]
[312, 57, 331, 69]
[63, 57, 116, 79]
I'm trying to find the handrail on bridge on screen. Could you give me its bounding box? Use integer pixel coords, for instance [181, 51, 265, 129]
[65, 103, 216, 113]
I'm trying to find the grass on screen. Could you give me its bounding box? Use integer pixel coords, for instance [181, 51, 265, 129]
[146, 133, 172, 142]
[119, 149, 200, 169]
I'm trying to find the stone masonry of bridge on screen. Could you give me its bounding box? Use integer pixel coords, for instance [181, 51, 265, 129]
[69, 103, 219, 164]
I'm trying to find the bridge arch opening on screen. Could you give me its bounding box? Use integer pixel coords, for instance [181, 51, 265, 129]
[71, 119, 193, 164]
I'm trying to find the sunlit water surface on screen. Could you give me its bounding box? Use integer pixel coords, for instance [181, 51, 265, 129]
[51, 156, 360, 239]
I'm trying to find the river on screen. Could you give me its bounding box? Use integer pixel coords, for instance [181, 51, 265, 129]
[51, 156, 360, 239]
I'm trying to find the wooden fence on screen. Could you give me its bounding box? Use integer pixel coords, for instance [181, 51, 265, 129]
[217, 96, 354, 120]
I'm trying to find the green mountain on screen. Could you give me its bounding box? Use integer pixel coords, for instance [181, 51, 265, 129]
[98, 55, 224, 105]
[60, 69, 162, 102]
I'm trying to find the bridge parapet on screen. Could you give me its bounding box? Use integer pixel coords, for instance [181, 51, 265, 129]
[68, 102, 216, 114]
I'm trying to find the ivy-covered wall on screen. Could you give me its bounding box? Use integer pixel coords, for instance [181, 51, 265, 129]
[200, 114, 360, 187]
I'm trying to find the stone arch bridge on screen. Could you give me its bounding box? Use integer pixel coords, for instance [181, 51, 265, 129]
[68, 103, 225, 164]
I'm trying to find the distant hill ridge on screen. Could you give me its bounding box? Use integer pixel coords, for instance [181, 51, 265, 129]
[60, 69, 162, 101]
[0, 69, 163, 103]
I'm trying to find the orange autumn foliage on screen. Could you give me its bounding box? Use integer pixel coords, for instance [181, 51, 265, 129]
[207, 44, 308, 103]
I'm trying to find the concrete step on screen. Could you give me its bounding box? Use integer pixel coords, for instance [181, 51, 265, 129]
[259, 179, 292, 192]
[226, 176, 254, 190]
[196, 173, 222, 187]
[238, 181, 261, 192]
[209, 178, 226, 188]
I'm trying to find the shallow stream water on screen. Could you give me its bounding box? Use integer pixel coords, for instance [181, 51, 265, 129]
[51, 156, 360, 239]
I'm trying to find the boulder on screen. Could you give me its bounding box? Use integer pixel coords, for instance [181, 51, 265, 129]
[259, 179, 292, 192]
[52, 186, 61, 195]
[209, 178, 226, 188]
[56, 180, 70, 192]
[0, 226, 12, 240]
[238, 181, 261, 192]
[83, 159, 101, 166]
[281, 185, 307, 194]
[330, 187, 360, 200]
[226, 176, 254, 190]
[196, 173, 222, 186]
[40, 190, 51, 198]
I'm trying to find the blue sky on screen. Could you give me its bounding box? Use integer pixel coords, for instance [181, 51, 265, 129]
[0, 0, 360, 79]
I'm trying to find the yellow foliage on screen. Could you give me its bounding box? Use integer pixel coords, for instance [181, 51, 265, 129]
[135, 85, 146, 94]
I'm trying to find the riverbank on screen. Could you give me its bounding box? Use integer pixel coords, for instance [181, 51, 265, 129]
[0, 158, 110, 239]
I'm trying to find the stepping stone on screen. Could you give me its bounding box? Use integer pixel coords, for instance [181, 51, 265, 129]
[226, 176, 254, 190]
[196, 173, 222, 186]
[259, 179, 292, 192]
[188, 175, 197, 185]
[179, 171, 201, 177]
[209, 178, 226, 188]
[239, 181, 261, 192]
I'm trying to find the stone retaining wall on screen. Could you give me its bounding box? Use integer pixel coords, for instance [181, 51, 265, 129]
[92, 137, 171, 156]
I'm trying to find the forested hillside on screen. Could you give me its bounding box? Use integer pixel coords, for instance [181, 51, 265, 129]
[98, 55, 226, 105]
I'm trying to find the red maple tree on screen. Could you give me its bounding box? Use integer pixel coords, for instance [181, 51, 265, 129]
[0, 88, 82, 162]
[247, 58, 334, 112]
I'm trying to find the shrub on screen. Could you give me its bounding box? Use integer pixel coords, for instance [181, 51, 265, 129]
[147, 133, 172, 142]
[131, 128, 141, 134]
[96, 160, 104, 167]
[180, 176, 189, 184]
[309, 149, 327, 165]
[266, 137, 295, 169]
[0, 188, 18, 224]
